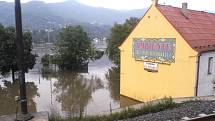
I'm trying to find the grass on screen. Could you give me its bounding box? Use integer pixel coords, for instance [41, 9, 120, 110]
[50, 97, 179, 121]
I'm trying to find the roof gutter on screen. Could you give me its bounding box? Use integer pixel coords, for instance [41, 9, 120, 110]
[195, 53, 201, 96]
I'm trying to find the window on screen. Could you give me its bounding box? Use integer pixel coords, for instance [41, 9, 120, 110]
[208, 57, 213, 75]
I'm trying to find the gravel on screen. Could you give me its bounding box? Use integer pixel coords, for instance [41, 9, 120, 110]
[119, 101, 215, 121]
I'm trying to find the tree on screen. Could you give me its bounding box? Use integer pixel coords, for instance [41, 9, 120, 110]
[0, 24, 37, 82]
[0, 24, 13, 75]
[106, 17, 139, 66]
[55, 25, 95, 70]
[41, 54, 50, 67]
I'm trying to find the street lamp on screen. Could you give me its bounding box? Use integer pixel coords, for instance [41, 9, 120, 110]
[15, 0, 33, 120]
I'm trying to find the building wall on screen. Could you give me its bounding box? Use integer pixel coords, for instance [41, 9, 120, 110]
[197, 51, 215, 96]
[119, 5, 198, 102]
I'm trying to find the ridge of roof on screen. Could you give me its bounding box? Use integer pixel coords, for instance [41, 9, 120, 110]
[157, 4, 215, 15]
[156, 4, 215, 53]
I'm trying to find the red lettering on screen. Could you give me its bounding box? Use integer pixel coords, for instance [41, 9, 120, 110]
[161, 43, 165, 51]
[137, 42, 144, 49]
[166, 44, 170, 51]
[141, 43, 144, 49]
[164, 44, 166, 51]
[146, 43, 149, 50]
[155, 43, 160, 50]
[138, 43, 141, 48]
[150, 43, 154, 50]
[152, 43, 156, 50]
[149, 43, 152, 50]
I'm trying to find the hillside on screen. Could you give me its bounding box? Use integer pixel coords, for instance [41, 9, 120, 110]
[0, 0, 147, 30]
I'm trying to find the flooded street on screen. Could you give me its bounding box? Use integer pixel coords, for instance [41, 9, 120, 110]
[33, 55, 120, 117]
[0, 51, 139, 117]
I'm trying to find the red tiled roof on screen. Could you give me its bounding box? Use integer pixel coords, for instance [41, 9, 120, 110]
[157, 5, 215, 52]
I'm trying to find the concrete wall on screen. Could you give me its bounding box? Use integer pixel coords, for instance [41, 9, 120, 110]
[198, 51, 215, 96]
[119, 5, 198, 102]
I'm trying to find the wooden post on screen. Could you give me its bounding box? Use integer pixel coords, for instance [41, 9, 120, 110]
[15, 0, 29, 117]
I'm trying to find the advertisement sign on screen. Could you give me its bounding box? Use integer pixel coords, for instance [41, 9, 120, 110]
[133, 38, 176, 63]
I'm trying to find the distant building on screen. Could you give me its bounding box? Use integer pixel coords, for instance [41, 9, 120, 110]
[119, 0, 215, 102]
[92, 37, 107, 51]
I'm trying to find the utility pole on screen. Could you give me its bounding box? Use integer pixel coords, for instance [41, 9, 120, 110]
[15, 0, 33, 120]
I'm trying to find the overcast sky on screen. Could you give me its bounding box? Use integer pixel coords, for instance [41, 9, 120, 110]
[1, 0, 215, 11]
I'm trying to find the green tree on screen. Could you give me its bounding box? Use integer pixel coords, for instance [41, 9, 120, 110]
[107, 17, 139, 66]
[41, 54, 50, 67]
[0, 24, 37, 82]
[55, 25, 95, 70]
[0, 24, 14, 75]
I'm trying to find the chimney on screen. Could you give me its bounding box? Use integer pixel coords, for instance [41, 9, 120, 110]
[152, 0, 158, 6]
[181, 2, 189, 18]
[182, 2, 187, 10]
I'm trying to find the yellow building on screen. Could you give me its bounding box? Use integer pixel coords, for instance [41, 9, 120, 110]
[119, 0, 215, 102]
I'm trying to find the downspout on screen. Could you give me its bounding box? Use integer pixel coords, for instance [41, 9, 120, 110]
[195, 53, 201, 96]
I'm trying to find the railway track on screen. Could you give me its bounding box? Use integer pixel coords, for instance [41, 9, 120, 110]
[182, 113, 215, 121]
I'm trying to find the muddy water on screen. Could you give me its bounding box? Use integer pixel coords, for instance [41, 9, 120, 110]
[0, 55, 139, 117]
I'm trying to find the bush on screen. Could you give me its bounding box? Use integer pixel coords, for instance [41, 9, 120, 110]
[50, 97, 178, 121]
[41, 54, 50, 67]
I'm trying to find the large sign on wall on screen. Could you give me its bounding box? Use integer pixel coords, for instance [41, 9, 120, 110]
[133, 38, 176, 63]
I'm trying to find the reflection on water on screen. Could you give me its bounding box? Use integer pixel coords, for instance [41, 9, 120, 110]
[51, 72, 103, 118]
[0, 56, 140, 117]
[106, 67, 120, 101]
[0, 80, 39, 116]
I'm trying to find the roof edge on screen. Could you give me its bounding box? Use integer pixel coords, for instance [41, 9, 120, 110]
[156, 5, 199, 53]
[118, 5, 153, 49]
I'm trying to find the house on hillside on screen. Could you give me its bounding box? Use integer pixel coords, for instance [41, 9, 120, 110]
[119, 0, 215, 102]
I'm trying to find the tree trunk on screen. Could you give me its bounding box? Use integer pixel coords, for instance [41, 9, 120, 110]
[12, 69, 15, 83]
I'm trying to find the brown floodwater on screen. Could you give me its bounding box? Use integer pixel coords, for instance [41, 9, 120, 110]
[0, 55, 139, 117]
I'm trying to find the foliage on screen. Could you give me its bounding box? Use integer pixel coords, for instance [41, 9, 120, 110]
[106, 17, 139, 66]
[41, 54, 50, 67]
[22, 32, 37, 71]
[94, 50, 104, 60]
[41, 53, 60, 74]
[50, 97, 178, 121]
[32, 29, 59, 43]
[0, 24, 37, 81]
[0, 24, 15, 74]
[41, 54, 55, 67]
[54, 25, 95, 70]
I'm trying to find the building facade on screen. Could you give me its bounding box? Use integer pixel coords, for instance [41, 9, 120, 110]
[119, 0, 215, 102]
[198, 51, 215, 96]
